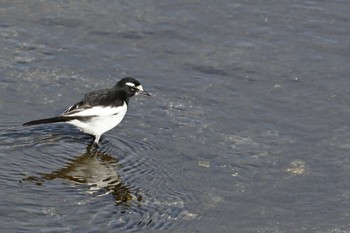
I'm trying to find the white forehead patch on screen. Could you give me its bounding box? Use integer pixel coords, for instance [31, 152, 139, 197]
[136, 85, 144, 91]
[125, 82, 136, 87]
[133, 85, 144, 96]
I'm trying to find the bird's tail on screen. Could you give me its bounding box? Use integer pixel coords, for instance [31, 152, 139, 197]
[23, 116, 72, 126]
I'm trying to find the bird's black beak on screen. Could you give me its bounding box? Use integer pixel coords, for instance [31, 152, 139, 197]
[139, 90, 151, 96]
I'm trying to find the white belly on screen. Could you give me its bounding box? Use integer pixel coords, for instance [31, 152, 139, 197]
[68, 102, 128, 137]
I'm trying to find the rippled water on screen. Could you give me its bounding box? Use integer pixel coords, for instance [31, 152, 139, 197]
[1, 122, 197, 231]
[1, 1, 350, 232]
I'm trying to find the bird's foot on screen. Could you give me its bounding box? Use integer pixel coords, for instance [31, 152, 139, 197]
[86, 140, 99, 154]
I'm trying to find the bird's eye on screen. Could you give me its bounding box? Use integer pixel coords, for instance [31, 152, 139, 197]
[130, 86, 137, 92]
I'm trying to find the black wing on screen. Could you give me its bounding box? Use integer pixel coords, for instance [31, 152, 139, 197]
[62, 88, 126, 116]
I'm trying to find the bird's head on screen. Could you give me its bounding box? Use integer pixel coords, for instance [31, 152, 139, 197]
[117, 77, 151, 97]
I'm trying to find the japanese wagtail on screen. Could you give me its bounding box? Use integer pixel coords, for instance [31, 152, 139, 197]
[23, 77, 150, 144]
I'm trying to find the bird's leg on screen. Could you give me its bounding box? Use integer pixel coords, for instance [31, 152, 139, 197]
[86, 141, 98, 154]
[94, 135, 101, 145]
[86, 135, 101, 154]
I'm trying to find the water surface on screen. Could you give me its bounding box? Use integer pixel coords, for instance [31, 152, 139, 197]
[0, 1, 350, 232]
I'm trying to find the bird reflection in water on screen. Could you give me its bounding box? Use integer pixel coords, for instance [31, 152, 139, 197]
[24, 143, 142, 206]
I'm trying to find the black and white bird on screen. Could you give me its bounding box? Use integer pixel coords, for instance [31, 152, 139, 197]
[23, 77, 150, 144]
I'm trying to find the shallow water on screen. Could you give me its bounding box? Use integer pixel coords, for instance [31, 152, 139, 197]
[1, 1, 350, 232]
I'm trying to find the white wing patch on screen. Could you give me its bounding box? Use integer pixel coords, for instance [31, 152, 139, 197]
[65, 102, 127, 117]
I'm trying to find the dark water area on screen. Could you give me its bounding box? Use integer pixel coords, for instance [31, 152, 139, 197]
[0, 1, 350, 232]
